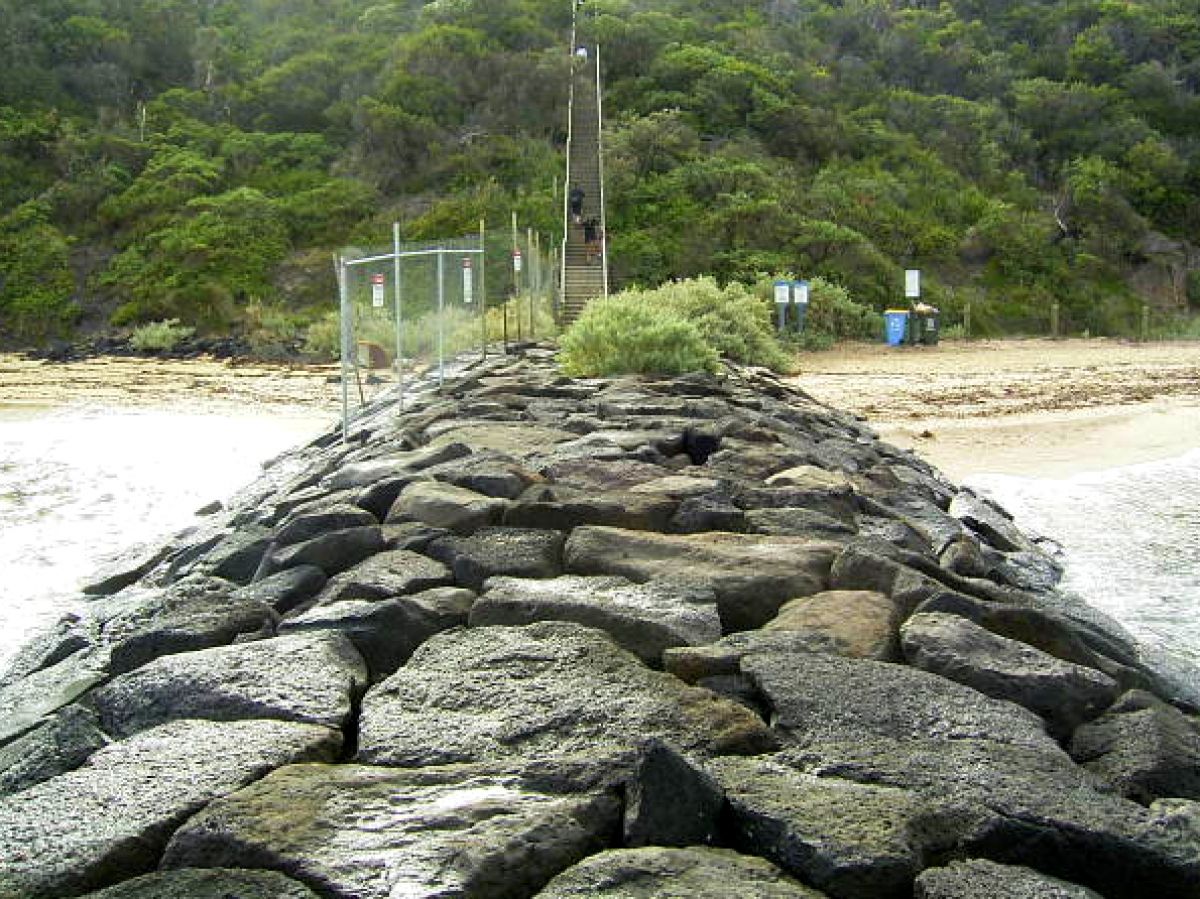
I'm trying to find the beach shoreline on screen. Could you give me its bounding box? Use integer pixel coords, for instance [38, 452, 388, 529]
[794, 337, 1200, 481]
[3, 338, 1198, 482]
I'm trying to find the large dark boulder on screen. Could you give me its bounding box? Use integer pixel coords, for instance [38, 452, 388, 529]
[357, 622, 776, 768]
[470, 575, 721, 666]
[279, 587, 475, 681]
[388, 481, 511, 533]
[740, 643, 1054, 750]
[0, 719, 340, 898]
[161, 762, 620, 899]
[427, 527, 565, 591]
[78, 868, 323, 899]
[96, 575, 277, 675]
[90, 633, 367, 737]
[914, 859, 1104, 898]
[535, 847, 827, 898]
[710, 753, 963, 899]
[311, 549, 452, 606]
[274, 503, 378, 547]
[231, 565, 326, 615]
[0, 648, 108, 744]
[264, 526, 385, 577]
[0, 705, 108, 797]
[564, 526, 839, 632]
[900, 612, 1120, 739]
[1069, 690, 1200, 803]
[780, 738, 1200, 899]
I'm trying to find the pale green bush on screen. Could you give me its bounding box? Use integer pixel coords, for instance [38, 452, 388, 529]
[129, 318, 195, 352]
[647, 276, 792, 371]
[559, 294, 718, 376]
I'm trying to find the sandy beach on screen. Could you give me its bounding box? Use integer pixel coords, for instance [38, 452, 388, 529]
[794, 338, 1200, 480]
[3, 339, 1198, 482]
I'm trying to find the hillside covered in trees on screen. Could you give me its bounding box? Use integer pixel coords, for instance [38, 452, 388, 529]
[2, 0, 1199, 348]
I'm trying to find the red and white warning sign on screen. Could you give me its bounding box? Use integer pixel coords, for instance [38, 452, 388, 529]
[371, 273, 385, 308]
[463, 257, 474, 304]
[512, 249, 522, 274]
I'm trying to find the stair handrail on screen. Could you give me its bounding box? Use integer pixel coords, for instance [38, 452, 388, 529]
[595, 43, 609, 299]
[560, 10, 578, 319]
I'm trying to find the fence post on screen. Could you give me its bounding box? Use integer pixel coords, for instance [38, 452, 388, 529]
[964, 301, 971, 339]
[479, 218, 488, 360]
[335, 253, 351, 442]
[437, 249, 445, 386]
[1050, 301, 1060, 339]
[512, 211, 522, 343]
[1141, 305, 1150, 342]
[393, 222, 405, 414]
[528, 227, 536, 339]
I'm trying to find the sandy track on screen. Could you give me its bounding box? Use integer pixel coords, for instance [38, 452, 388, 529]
[794, 338, 1200, 478]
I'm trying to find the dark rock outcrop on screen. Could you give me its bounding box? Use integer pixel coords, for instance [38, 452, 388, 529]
[2, 348, 1196, 899]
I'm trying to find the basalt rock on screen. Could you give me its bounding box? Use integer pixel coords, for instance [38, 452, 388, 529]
[900, 612, 1120, 739]
[536, 847, 827, 898]
[95, 575, 277, 676]
[427, 527, 565, 591]
[161, 762, 620, 899]
[263, 526, 386, 577]
[470, 575, 721, 666]
[279, 587, 475, 681]
[0, 719, 340, 899]
[1069, 689, 1200, 803]
[0, 705, 108, 796]
[764, 590, 902, 661]
[356, 622, 776, 768]
[4, 349, 1198, 899]
[77, 868, 323, 899]
[564, 526, 839, 632]
[90, 633, 367, 737]
[310, 549, 452, 606]
[741, 644, 1054, 750]
[913, 859, 1104, 898]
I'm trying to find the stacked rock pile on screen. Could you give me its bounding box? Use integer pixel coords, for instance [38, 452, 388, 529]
[1, 347, 1198, 899]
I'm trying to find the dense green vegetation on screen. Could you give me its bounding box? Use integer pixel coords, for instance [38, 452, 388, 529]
[2, 0, 1198, 346]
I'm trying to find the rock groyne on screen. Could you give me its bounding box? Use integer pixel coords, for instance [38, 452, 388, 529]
[2, 347, 1198, 898]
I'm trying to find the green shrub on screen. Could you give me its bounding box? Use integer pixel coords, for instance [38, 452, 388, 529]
[129, 318, 195, 352]
[646, 276, 793, 371]
[559, 294, 718, 377]
[755, 275, 881, 344]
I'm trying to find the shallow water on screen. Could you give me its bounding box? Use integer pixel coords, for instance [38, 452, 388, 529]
[0, 403, 330, 667]
[968, 449, 1200, 667]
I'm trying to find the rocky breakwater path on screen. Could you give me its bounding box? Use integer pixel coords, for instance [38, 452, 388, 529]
[2, 346, 1199, 899]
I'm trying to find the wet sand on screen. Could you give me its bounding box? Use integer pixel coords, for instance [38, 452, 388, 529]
[0, 355, 345, 415]
[794, 338, 1200, 480]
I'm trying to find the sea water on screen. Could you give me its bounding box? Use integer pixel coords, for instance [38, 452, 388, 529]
[0, 403, 330, 668]
[968, 449, 1200, 668]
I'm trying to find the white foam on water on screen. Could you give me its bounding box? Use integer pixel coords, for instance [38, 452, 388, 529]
[968, 448, 1200, 666]
[0, 403, 329, 668]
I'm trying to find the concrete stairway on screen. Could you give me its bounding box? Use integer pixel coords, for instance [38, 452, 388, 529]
[561, 50, 606, 325]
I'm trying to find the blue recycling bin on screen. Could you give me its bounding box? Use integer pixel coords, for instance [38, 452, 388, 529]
[884, 310, 910, 346]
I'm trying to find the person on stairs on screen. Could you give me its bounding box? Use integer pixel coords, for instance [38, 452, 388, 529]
[583, 218, 600, 264]
[569, 185, 585, 225]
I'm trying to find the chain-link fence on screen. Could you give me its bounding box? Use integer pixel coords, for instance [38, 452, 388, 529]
[335, 223, 558, 438]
